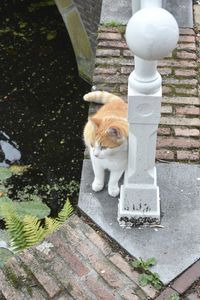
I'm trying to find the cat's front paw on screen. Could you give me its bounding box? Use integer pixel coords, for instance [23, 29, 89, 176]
[108, 186, 119, 197]
[92, 180, 104, 192]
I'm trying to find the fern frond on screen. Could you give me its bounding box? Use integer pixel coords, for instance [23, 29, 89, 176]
[2, 199, 73, 252]
[44, 216, 58, 235]
[2, 204, 27, 252]
[56, 198, 73, 224]
[22, 215, 45, 246]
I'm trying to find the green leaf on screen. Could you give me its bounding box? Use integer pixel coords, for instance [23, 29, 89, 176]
[0, 199, 50, 220]
[46, 31, 57, 41]
[0, 168, 12, 181]
[138, 273, 150, 286]
[13, 201, 50, 219]
[146, 257, 157, 267]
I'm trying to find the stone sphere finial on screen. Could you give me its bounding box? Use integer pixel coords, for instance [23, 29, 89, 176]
[126, 8, 179, 61]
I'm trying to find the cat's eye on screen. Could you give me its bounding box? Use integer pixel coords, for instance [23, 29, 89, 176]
[100, 146, 106, 150]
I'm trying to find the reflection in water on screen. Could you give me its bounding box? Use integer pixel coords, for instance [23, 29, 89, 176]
[0, 131, 21, 167]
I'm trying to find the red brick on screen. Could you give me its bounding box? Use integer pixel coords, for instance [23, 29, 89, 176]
[179, 35, 196, 43]
[157, 137, 200, 149]
[85, 275, 116, 300]
[93, 74, 127, 84]
[85, 230, 112, 256]
[96, 49, 120, 57]
[177, 151, 199, 161]
[49, 235, 90, 277]
[79, 242, 124, 289]
[98, 32, 122, 40]
[176, 51, 197, 60]
[94, 67, 118, 75]
[156, 149, 174, 160]
[175, 87, 198, 96]
[175, 106, 200, 115]
[159, 59, 196, 68]
[160, 116, 200, 127]
[98, 40, 127, 49]
[175, 69, 197, 77]
[171, 260, 200, 294]
[95, 57, 133, 66]
[157, 127, 171, 136]
[109, 253, 157, 299]
[174, 128, 200, 137]
[155, 287, 179, 300]
[19, 251, 61, 298]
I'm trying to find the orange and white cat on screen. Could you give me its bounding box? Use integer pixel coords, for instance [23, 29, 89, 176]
[83, 91, 128, 197]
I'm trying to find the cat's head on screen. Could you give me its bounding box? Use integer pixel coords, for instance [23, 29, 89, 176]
[87, 117, 128, 159]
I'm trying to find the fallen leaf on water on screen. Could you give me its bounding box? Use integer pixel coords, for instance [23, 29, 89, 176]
[9, 164, 31, 175]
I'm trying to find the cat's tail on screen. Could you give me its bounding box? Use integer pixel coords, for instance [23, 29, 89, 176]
[83, 91, 124, 104]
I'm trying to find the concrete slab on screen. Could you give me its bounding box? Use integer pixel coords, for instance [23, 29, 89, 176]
[78, 160, 200, 284]
[100, 0, 193, 28]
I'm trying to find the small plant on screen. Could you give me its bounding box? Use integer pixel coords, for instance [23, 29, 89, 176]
[132, 257, 156, 272]
[169, 294, 180, 300]
[132, 257, 162, 290]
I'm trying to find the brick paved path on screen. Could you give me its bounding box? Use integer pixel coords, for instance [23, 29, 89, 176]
[0, 215, 158, 299]
[94, 26, 200, 163]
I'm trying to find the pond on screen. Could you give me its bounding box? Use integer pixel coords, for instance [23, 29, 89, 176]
[0, 0, 90, 218]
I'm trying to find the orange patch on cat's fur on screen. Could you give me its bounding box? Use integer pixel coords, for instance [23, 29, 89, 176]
[84, 99, 128, 149]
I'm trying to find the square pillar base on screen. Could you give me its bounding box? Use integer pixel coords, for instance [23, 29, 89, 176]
[118, 180, 160, 227]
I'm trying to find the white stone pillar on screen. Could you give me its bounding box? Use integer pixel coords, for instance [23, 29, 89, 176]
[118, 2, 179, 226]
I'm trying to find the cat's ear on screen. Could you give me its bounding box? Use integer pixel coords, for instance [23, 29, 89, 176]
[90, 117, 101, 127]
[107, 127, 121, 139]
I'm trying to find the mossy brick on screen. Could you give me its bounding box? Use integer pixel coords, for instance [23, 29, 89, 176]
[0, 269, 23, 300]
[19, 251, 62, 298]
[175, 69, 198, 77]
[160, 116, 200, 127]
[175, 87, 198, 96]
[162, 97, 200, 105]
[177, 150, 199, 161]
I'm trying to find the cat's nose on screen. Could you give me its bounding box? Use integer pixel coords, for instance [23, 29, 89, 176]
[93, 149, 100, 157]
